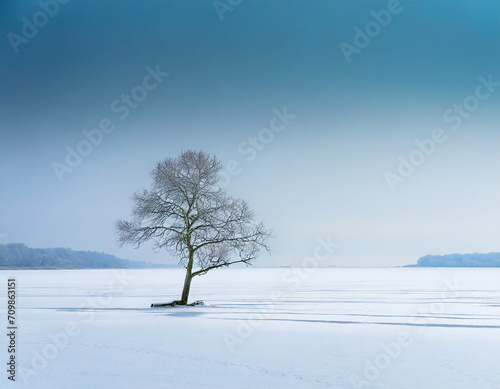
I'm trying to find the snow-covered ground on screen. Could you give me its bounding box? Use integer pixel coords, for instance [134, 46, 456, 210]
[1, 268, 499, 388]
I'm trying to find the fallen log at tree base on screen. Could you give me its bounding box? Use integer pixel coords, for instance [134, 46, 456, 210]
[151, 300, 205, 307]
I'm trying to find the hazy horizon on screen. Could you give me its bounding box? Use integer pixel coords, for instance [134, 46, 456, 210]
[1, 0, 499, 267]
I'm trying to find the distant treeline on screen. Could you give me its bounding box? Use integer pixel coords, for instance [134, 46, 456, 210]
[0, 243, 170, 269]
[412, 252, 500, 267]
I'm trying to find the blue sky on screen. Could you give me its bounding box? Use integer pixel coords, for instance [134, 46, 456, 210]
[1, 0, 499, 266]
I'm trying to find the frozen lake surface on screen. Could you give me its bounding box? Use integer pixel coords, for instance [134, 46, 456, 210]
[2, 267, 499, 388]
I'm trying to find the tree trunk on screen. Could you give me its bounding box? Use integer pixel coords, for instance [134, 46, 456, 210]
[180, 250, 194, 304]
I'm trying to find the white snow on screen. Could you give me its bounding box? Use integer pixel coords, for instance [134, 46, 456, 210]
[1, 267, 499, 388]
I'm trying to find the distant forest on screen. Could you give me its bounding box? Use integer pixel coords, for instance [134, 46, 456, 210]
[0, 243, 170, 269]
[412, 252, 500, 267]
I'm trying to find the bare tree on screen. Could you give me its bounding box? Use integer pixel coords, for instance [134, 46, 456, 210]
[116, 150, 272, 305]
